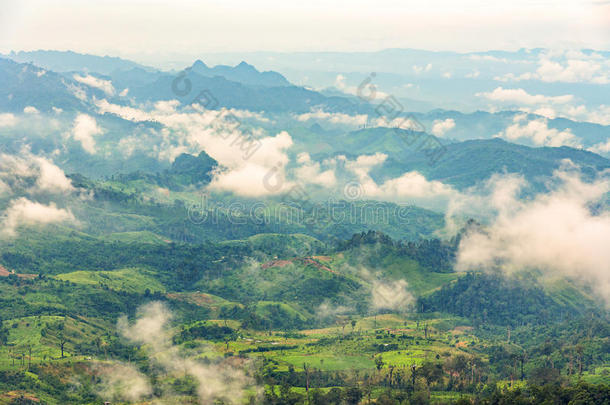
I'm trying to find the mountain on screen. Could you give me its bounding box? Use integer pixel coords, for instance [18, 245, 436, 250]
[365, 137, 608, 190]
[190, 59, 291, 87]
[0, 55, 369, 115]
[1, 49, 609, 405]
[413, 110, 610, 149]
[301, 126, 610, 190]
[167, 150, 218, 186]
[204, 48, 610, 111]
[129, 69, 370, 113]
[109, 66, 164, 91]
[0, 57, 92, 112]
[3, 50, 151, 74]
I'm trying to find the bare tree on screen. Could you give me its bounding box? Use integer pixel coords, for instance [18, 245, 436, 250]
[59, 333, 67, 358]
[303, 363, 310, 404]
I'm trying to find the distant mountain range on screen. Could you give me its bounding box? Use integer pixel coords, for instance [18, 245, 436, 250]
[373, 137, 609, 189]
[127, 69, 369, 113]
[3, 51, 291, 88]
[0, 53, 371, 114]
[189, 59, 290, 87]
[297, 125, 610, 190]
[0, 51, 608, 186]
[0, 57, 92, 113]
[2, 50, 150, 74]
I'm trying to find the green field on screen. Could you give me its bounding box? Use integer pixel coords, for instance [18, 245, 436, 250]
[55, 267, 166, 293]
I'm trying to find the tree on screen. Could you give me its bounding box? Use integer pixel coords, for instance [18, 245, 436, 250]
[529, 367, 561, 386]
[445, 355, 469, 389]
[0, 320, 9, 346]
[303, 363, 310, 404]
[375, 355, 385, 371]
[59, 333, 67, 358]
[420, 361, 443, 394]
[344, 387, 363, 405]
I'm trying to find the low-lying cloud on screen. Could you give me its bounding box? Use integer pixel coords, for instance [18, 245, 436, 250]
[73, 74, 116, 96]
[0, 151, 74, 195]
[431, 118, 455, 137]
[453, 163, 610, 305]
[0, 113, 17, 127]
[478, 87, 574, 106]
[115, 302, 254, 404]
[95, 362, 152, 403]
[343, 153, 456, 204]
[1, 197, 75, 238]
[371, 279, 415, 313]
[494, 114, 582, 148]
[69, 114, 103, 154]
[495, 50, 610, 84]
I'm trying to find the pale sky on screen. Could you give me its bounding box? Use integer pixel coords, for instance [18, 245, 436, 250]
[1, 0, 609, 63]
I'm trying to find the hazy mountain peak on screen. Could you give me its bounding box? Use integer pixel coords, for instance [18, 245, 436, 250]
[235, 60, 256, 71]
[184, 59, 290, 87]
[191, 59, 209, 70]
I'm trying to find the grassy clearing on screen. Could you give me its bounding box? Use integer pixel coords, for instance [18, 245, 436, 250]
[101, 230, 169, 244]
[0, 315, 104, 371]
[225, 313, 485, 375]
[55, 267, 166, 293]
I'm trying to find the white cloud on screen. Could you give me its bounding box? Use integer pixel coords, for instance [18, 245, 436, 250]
[34, 157, 74, 193]
[536, 57, 609, 84]
[154, 99, 180, 114]
[66, 83, 88, 101]
[495, 51, 610, 84]
[477, 87, 574, 105]
[295, 152, 337, 188]
[117, 302, 253, 404]
[1, 197, 75, 238]
[444, 172, 528, 236]
[412, 63, 432, 74]
[344, 153, 388, 179]
[69, 114, 103, 154]
[208, 131, 294, 197]
[316, 301, 352, 320]
[0, 113, 17, 127]
[96, 99, 153, 122]
[295, 109, 368, 127]
[495, 114, 582, 148]
[222, 108, 270, 123]
[343, 153, 455, 203]
[562, 105, 610, 126]
[23, 106, 39, 114]
[588, 139, 610, 155]
[454, 165, 610, 305]
[479, 87, 610, 126]
[431, 118, 455, 137]
[374, 171, 455, 200]
[0, 152, 73, 195]
[95, 362, 152, 403]
[374, 116, 424, 130]
[73, 74, 116, 96]
[95, 99, 296, 196]
[371, 279, 414, 312]
[96, 100, 230, 159]
[333, 74, 390, 100]
[295, 108, 424, 131]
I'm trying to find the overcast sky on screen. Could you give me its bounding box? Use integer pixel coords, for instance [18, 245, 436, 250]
[1, 0, 608, 63]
